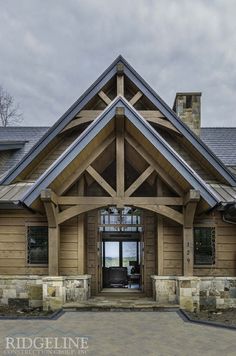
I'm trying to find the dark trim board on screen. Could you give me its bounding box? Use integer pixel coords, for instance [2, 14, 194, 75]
[21, 97, 220, 207]
[1, 55, 235, 187]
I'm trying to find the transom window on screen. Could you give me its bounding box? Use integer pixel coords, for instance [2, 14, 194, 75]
[194, 227, 215, 265]
[99, 207, 142, 232]
[27, 226, 48, 265]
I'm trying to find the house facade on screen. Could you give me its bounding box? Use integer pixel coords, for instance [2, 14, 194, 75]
[0, 56, 236, 311]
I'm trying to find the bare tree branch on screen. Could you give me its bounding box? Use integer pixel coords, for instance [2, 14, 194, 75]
[0, 86, 23, 126]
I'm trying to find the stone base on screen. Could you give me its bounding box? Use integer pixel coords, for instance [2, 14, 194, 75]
[151, 276, 236, 312]
[0, 275, 91, 311]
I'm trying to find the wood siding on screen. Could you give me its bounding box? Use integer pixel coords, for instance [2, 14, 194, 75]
[0, 211, 48, 275]
[194, 211, 236, 276]
[163, 218, 183, 275]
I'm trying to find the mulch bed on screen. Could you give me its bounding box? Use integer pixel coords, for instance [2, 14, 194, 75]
[0, 304, 57, 318]
[186, 308, 236, 327]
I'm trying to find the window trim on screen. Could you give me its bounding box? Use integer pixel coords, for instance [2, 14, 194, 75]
[25, 222, 48, 267]
[193, 225, 217, 268]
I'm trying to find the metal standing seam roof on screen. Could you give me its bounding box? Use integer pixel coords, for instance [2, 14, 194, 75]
[0, 55, 236, 186]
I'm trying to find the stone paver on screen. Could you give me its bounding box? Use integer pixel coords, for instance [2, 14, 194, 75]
[0, 311, 235, 356]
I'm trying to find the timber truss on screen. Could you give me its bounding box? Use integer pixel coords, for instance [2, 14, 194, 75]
[38, 66, 202, 277]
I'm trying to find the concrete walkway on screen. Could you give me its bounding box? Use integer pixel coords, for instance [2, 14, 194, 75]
[0, 311, 235, 355]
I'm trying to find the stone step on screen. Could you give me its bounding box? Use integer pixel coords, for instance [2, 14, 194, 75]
[63, 300, 180, 312]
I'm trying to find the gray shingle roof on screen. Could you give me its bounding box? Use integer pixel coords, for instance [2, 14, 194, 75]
[201, 128, 236, 167]
[0, 127, 49, 177]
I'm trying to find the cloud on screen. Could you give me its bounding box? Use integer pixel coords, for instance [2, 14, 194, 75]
[0, 0, 235, 127]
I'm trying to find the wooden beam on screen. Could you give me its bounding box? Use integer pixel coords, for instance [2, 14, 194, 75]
[136, 204, 184, 225]
[147, 117, 180, 134]
[41, 188, 58, 206]
[117, 75, 124, 96]
[48, 226, 60, 276]
[184, 189, 200, 206]
[139, 110, 165, 119]
[98, 91, 111, 105]
[76, 110, 102, 119]
[57, 196, 184, 206]
[41, 189, 58, 228]
[56, 135, 115, 195]
[126, 133, 183, 196]
[58, 204, 104, 225]
[116, 107, 125, 200]
[41, 188, 59, 276]
[60, 109, 179, 135]
[86, 165, 116, 197]
[129, 91, 143, 106]
[125, 166, 154, 197]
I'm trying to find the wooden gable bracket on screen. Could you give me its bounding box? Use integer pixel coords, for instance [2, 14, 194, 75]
[98, 91, 111, 105]
[86, 165, 116, 197]
[57, 134, 115, 195]
[183, 189, 200, 276]
[125, 133, 184, 197]
[62, 109, 179, 135]
[125, 165, 154, 197]
[41, 188, 60, 276]
[130, 91, 143, 106]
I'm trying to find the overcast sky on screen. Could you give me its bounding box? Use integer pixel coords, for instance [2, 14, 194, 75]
[0, 0, 236, 127]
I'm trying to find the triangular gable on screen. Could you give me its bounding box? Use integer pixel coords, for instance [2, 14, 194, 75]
[2, 55, 235, 186]
[21, 97, 220, 207]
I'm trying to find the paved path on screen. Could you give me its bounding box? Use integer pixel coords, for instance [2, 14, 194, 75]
[0, 311, 235, 355]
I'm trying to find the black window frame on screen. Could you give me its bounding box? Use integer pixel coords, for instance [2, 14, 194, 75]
[27, 225, 48, 265]
[194, 227, 216, 266]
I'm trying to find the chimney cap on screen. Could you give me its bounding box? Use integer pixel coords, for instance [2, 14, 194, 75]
[173, 92, 202, 111]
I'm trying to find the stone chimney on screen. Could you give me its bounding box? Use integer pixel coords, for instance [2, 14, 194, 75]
[173, 92, 201, 136]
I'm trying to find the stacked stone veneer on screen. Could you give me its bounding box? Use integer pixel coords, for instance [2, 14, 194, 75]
[43, 275, 91, 311]
[0, 276, 43, 308]
[0, 275, 91, 311]
[151, 276, 236, 311]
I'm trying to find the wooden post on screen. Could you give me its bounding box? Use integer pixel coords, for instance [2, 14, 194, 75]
[77, 176, 85, 274]
[41, 189, 59, 276]
[48, 227, 60, 276]
[183, 190, 200, 276]
[157, 216, 164, 275]
[116, 63, 124, 96]
[157, 177, 164, 275]
[116, 107, 125, 204]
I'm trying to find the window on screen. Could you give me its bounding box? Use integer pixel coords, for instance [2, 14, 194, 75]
[27, 226, 48, 265]
[194, 227, 215, 265]
[99, 207, 142, 232]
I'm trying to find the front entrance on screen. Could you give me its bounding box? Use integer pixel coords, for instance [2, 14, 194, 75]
[101, 233, 142, 291]
[87, 207, 156, 296]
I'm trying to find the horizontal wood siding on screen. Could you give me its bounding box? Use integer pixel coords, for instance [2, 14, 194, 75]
[0, 211, 48, 275]
[194, 212, 236, 276]
[59, 217, 78, 275]
[163, 218, 183, 275]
